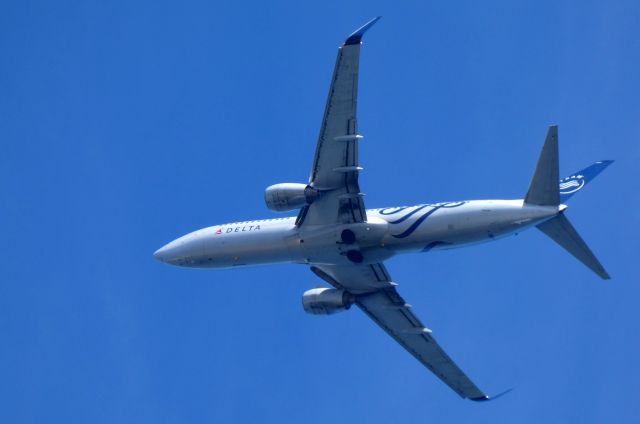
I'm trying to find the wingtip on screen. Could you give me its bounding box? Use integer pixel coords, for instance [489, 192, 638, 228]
[469, 388, 514, 402]
[344, 16, 382, 46]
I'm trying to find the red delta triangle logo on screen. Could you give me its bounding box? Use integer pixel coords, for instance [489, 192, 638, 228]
[215, 228, 222, 235]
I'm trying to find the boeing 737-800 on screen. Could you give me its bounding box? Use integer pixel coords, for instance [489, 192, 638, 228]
[154, 17, 612, 401]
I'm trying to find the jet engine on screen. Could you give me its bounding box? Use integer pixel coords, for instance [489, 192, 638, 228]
[264, 183, 320, 212]
[302, 288, 355, 315]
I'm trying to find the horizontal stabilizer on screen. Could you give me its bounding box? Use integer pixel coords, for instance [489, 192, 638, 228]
[537, 214, 610, 280]
[525, 126, 560, 206]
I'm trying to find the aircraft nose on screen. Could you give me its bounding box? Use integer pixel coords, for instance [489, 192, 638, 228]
[153, 246, 168, 262]
[153, 241, 178, 263]
[153, 231, 206, 267]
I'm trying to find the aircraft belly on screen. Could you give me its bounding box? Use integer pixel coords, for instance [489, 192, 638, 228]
[373, 201, 556, 253]
[298, 219, 392, 265]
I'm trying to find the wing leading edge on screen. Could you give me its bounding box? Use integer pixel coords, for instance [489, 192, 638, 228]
[297, 18, 381, 227]
[311, 263, 491, 400]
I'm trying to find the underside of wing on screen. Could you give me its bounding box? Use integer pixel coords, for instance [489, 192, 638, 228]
[310, 263, 490, 400]
[297, 18, 381, 227]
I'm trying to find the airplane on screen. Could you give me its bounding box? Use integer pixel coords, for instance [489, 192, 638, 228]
[154, 17, 613, 401]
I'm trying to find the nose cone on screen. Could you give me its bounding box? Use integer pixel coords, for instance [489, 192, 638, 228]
[153, 230, 206, 267]
[153, 240, 181, 264]
[153, 246, 169, 262]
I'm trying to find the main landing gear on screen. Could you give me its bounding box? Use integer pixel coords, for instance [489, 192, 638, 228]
[340, 229, 363, 263]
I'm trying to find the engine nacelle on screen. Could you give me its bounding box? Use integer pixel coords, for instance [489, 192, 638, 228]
[264, 183, 319, 212]
[302, 288, 355, 315]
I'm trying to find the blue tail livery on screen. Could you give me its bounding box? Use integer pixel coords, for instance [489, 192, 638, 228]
[559, 160, 614, 202]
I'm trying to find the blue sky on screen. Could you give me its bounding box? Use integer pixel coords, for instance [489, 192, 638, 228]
[1, 0, 639, 422]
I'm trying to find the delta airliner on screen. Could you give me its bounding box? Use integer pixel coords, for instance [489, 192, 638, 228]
[154, 17, 612, 400]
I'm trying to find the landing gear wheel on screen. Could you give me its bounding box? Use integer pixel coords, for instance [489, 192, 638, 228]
[346, 250, 363, 263]
[341, 229, 356, 244]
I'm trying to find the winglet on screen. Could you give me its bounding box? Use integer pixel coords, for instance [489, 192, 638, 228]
[470, 388, 514, 402]
[344, 16, 382, 45]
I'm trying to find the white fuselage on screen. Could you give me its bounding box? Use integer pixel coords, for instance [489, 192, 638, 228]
[154, 199, 563, 268]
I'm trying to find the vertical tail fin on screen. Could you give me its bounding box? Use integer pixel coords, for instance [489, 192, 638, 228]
[559, 160, 614, 202]
[525, 125, 560, 206]
[536, 214, 610, 280]
[525, 125, 611, 279]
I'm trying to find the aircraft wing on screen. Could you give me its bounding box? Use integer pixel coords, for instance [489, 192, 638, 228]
[296, 18, 381, 227]
[310, 263, 490, 401]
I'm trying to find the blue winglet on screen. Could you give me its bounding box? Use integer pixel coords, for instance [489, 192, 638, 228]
[344, 16, 382, 45]
[470, 388, 514, 402]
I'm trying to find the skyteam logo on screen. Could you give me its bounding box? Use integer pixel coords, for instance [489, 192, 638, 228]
[559, 174, 585, 194]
